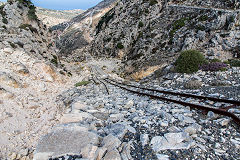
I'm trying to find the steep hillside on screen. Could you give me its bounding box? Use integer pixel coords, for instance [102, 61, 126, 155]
[0, 0, 75, 158]
[36, 8, 84, 27]
[52, 0, 117, 61]
[91, 0, 240, 79]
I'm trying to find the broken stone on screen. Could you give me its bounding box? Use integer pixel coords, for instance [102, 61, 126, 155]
[150, 132, 192, 152]
[103, 149, 121, 160]
[33, 127, 99, 159]
[102, 134, 121, 151]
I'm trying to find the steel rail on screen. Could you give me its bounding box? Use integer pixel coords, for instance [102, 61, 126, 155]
[106, 78, 240, 106]
[95, 76, 109, 95]
[104, 78, 240, 125]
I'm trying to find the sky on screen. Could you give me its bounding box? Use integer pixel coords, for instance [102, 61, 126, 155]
[1, 0, 103, 10]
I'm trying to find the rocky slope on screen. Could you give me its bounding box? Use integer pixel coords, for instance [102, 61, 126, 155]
[36, 8, 84, 27]
[0, 0, 84, 158]
[91, 0, 240, 80]
[51, 0, 117, 61]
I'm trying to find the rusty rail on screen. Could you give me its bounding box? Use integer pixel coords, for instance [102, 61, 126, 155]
[104, 78, 240, 126]
[106, 78, 240, 106]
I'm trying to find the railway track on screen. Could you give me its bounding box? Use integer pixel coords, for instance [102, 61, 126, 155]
[91, 65, 240, 126]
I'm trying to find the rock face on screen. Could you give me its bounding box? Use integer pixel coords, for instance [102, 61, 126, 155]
[90, 0, 240, 79]
[51, 0, 117, 60]
[0, 0, 57, 62]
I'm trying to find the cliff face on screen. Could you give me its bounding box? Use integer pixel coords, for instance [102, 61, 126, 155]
[91, 0, 240, 79]
[51, 0, 117, 61]
[0, 0, 57, 61]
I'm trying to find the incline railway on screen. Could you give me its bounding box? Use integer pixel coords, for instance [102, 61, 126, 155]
[91, 65, 240, 126]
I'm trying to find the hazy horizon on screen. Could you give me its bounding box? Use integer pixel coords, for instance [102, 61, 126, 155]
[0, 0, 102, 10]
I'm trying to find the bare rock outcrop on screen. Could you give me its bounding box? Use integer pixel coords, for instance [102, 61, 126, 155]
[91, 0, 240, 79]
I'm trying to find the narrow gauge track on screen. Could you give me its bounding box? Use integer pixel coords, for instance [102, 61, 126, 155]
[103, 78, 240, 126]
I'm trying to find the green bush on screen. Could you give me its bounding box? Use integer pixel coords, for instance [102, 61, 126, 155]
[138, 21, 144, 28]
[2, 18, 8, 24]
[229, 59, 240, 67]
[2, 25, 7, 29]
[17, 0, 32, 6]
[175, 50, 207, 73]
[28, 5, 38, 21]
[50, 59, 58, 66]
[75, 81, 90, 87]
[149, 0, 158, 5]
[0, 4, 6, 17]
[117, 42, 124, 49]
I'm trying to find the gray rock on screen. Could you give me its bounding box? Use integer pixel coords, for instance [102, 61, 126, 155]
[178, 115, 196, 124]
[196, 30, 206, 41]
[3, 47, 14, 54]
[80, 144, 99, 159]
[105, 123, 128, 140]
[207, 111, 218, 119]
[184, 80, 203, 89]
[124, 100, 134, 109]
[140, 134, 149, 147]
[102, 134, 121, 151]
[33, 127, 99, 160]
[120, 143, 133, 160]
[150, 132, 192, 151]
[156, 154, 170, 160]
[184, 126, 197, 135]
[103, 149, 121, 160]
[109, 113, 124, 122]
[92, 112, 109, 121]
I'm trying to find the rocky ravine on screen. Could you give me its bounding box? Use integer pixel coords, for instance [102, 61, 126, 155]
[51, 0, 117, 61]
[0, 0, 240, 160]
[91, 0, 240, 80]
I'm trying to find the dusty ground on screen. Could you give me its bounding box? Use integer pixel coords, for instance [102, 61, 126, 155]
[0, 48, 94, 159]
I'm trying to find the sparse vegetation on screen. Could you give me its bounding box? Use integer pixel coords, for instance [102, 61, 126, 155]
[17, 0, 32, 6]
[2, 18, 8, 24]
[96, 9, 115, 34]
[50, 55, 58, 66]
[2, 25, 7, 29]
[0, 4, 6, 17]
[170, 18, 189, 36]
[28, 5, 38, 21]
[175, 50, 207, 73]
[138, 21, 144, 28]
[8, 41, 17, 48]
[75, 81, 91, 87]
[19, 24, 38, 33]
[228, 59, 240, 67]
[0, 4, 8, 24]
[169, 17, 189, 44]
[149, 0, 158, 6]
[117, 42, 124, 49]
[198, 15, 208, 21]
